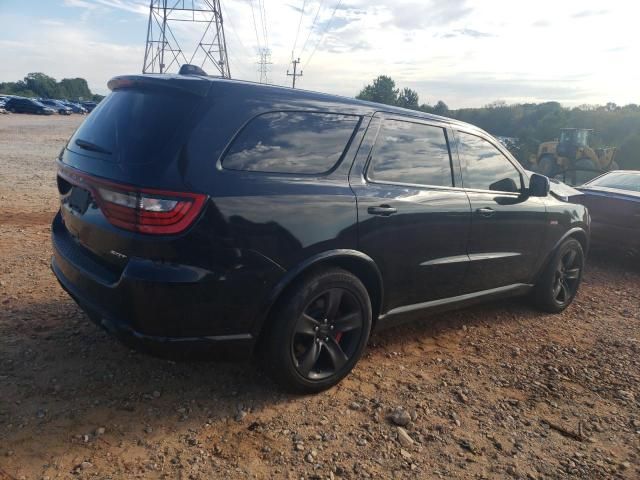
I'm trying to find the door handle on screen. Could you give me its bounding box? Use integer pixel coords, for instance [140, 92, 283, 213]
[476, 207, 496, 217]
[368, 205, 398, 217]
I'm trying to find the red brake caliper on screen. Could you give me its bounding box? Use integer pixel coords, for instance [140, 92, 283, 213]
[334, 332, 343, 343]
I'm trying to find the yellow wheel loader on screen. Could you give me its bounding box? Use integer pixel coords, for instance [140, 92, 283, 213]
[532, 128, 618, 185]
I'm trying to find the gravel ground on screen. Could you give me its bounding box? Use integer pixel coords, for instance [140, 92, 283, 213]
[0, 114, 639, 480]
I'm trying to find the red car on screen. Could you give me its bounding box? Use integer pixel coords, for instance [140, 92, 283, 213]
[571, 171, 640, 256]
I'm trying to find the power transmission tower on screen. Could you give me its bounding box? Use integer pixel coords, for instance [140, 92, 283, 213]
[143, 0, 231, 77]
[257, 48, 272, 84]
[287, 58, 303, 88]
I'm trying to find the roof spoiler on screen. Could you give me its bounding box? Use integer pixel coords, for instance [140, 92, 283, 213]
[107, 72, 211, 97]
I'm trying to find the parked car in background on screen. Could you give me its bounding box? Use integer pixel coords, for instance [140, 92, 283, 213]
[61, 101, 87, 114]
[39, 99, 72, 115]
[80, 101, 98, 112]
[4, 97, 55, 115]
[51, 69, 590, 393]
[570, 170, 640, 256]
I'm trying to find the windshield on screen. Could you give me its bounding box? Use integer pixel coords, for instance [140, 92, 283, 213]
[586, 172, 640, 192]
[575, 130, 589, 146]
[559, 130, 573, 143]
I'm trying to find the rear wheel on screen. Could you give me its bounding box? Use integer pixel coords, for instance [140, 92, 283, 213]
[262, 268, 372, 393]
[533, 238, 584, 313]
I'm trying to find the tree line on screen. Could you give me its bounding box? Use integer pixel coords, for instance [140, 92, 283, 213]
[0, 73, 104, 102]
[356, 75, 640, 170]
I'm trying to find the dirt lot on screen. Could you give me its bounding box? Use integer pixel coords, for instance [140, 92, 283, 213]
[0, 114, 639, 480]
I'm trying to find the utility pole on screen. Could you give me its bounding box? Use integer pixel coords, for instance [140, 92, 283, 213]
[287, 58, 303, 88]
[258, 48, 272, 84]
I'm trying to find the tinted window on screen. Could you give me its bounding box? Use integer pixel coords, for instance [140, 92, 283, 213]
[223, 112, 360, 174]
[68, 89, 199, 164]
[457, 132, 522, 192]
[367, 119, 453, 187]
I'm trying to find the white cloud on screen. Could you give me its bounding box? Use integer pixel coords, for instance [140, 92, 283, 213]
[2, 0, 640, 107]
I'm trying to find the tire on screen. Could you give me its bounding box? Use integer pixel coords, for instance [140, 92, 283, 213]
[533, 238, 584, 313]
[537, 155, 557, 177]
[262, 268, 372, 393]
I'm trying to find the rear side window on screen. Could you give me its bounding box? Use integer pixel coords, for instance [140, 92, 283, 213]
[68, 89, 199, 164]
[222, 111, 360, 174]
[367, 119, 453, 187]
[457, 132, 522, 192]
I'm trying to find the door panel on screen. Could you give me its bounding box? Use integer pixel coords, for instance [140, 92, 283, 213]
[464, 192, 547, 291]
[350, 114, 471, 313]
[355, 184, 471, 310]
[454, 130, 547, 292]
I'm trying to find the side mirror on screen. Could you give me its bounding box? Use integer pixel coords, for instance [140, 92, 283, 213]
[529, 173, 550, 197]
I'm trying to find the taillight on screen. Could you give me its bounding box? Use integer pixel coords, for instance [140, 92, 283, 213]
[58, 166, 206, 235]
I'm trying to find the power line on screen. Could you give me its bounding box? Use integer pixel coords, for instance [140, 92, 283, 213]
[258, 0, 269, 50]
[247, 0, 262, 51]
[291, 0, 307, 59]
[299, 0, 325, 58]
[220, 1, 252, 58]
[303, 0, 343, 70]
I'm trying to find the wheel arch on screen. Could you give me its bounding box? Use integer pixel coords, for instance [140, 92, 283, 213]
[533, 227, 589, 284]
[252, 250, 384, 340]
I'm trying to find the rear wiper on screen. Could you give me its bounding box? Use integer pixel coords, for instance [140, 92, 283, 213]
[75, 138, 112, 155]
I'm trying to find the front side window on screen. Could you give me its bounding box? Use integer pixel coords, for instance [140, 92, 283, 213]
[367, 119, 453, 187]
[223, 111, 360, 174]
[457, 132, 522, 192]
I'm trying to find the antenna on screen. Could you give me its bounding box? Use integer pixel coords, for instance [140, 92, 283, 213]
[143, 0, 231, 78]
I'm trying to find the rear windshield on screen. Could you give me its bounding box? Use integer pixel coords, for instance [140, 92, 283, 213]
[68, 89, 198, 164]
[587, 172, 640, 192]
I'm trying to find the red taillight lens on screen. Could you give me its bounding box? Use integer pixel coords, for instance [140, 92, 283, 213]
[59, 167, 206, 235]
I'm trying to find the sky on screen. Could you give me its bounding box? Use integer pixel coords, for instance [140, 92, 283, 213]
[0, 0, 638, 108]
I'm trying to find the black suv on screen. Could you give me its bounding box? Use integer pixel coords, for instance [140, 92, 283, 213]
[52, 71, 589, 392]
[5, 97, 55, 115]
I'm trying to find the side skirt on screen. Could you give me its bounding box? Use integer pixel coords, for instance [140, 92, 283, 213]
[376, 283, 533, 330]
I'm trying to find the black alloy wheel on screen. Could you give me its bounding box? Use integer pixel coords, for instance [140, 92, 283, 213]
[292, 288, 364, 381]
[262, 268, 372, 393]
[552, 248, 582, 305]
[533, 238, 584, 313]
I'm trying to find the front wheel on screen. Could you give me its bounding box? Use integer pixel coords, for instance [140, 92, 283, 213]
[262, 268, 372, 393]
[533, 238, 584, 313]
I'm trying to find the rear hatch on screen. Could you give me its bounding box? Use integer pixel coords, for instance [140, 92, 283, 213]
[56, 75, 212, 276]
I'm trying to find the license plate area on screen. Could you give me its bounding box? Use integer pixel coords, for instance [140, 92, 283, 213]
[66, 186, 91, 215]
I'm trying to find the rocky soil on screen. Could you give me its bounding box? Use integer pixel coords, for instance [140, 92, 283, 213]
[0, 114, 639, 479]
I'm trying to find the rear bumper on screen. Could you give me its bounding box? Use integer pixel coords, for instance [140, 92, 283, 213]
[51, 212, 285, 360]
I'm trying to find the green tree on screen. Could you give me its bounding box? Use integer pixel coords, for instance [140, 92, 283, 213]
[396, 87, 420, 110]
[24, 73, 58, 98]
[433, 100, 450, 116]
[356, 75, 399, 106]
[0, 72, 102, 102]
